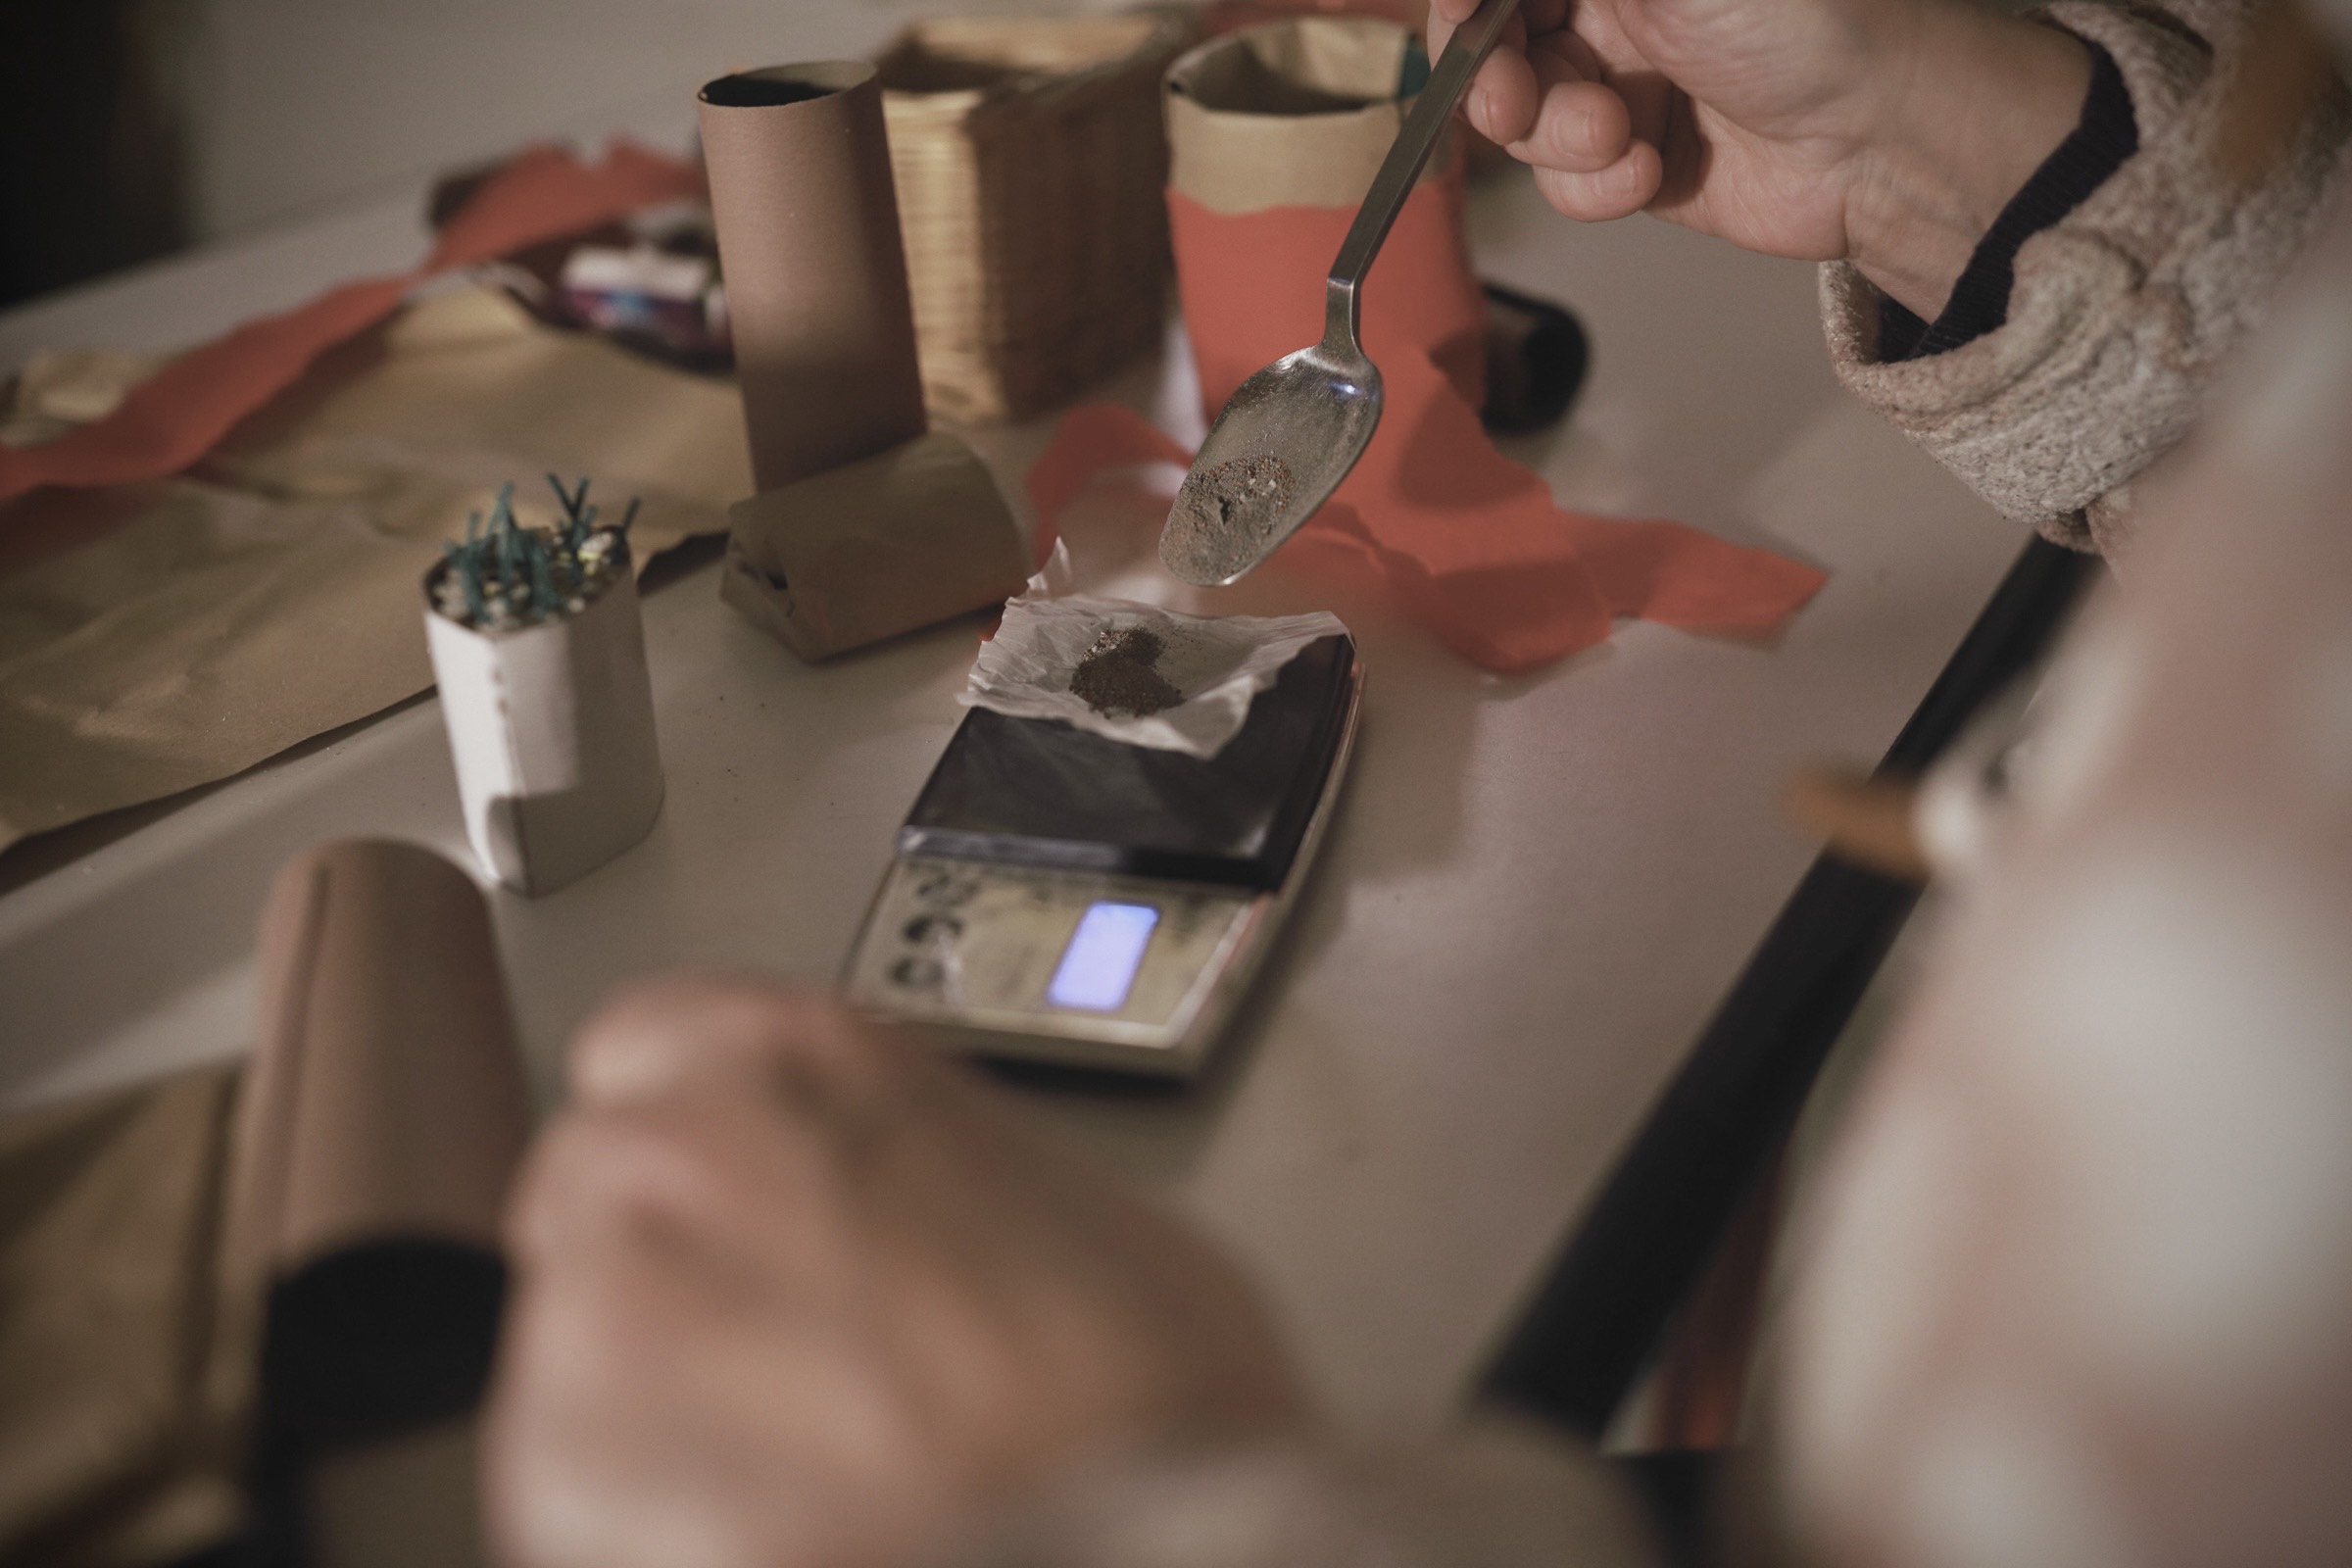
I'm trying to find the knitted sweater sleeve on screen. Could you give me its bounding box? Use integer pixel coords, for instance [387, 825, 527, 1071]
[1820, 1, 2351, 556]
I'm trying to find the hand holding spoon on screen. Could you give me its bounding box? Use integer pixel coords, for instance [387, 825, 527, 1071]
[1158, 0, 1523, 587]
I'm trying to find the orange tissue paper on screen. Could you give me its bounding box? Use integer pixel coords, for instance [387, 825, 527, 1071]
[1026, 180, 1827, 674]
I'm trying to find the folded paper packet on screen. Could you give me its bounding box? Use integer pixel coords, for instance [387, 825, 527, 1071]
[722, 431, 1031, 661]
[1026, 19, 1825, 675]
[964, 594, 1349, 758]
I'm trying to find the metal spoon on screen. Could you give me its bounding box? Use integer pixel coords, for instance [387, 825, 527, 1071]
[1158, 0, 1524, 587]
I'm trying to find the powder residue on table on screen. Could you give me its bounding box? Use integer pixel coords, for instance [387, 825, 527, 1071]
[1164, 452, 1295, 582]
[1068, 626, 1185, 717]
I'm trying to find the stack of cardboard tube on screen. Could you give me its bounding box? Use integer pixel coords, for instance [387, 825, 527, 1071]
[700, 63, 1031, 662]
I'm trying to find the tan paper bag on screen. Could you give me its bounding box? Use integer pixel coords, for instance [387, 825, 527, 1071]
[1164, 17, 1446, 214]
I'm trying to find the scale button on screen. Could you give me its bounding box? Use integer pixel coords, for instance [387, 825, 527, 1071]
[911, 869, 978, 907]
[887, 956, 944, 990]
[903, 913, 961, 945]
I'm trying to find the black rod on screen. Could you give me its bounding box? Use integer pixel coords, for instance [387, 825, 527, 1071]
[1478, 535, 2101, 1439]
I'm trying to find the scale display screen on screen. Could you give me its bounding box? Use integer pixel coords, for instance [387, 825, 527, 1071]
[1047, 902, 1160, 1011]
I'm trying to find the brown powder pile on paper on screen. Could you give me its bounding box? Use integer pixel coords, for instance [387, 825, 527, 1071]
[1068, 626, 1184, 717]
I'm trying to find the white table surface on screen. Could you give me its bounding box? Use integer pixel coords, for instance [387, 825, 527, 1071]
[0, 156, 2029, 1436]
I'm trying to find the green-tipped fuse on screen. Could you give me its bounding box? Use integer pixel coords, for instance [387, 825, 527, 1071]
[429, 475, 640, 633]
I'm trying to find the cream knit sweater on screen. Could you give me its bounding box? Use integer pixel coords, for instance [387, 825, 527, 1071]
[1821, 0, 2352, 556]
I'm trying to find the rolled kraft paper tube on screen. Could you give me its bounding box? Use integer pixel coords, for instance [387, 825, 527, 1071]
[701, 62, 930, 491]
[231, 840, 529, 1568]
[231, 840, 529, 1279]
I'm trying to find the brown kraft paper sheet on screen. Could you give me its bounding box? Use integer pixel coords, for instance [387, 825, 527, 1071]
[0, 1065, 250, 1568]
[0, 286, 753, 854]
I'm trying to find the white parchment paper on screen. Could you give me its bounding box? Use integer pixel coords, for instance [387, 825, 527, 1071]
[960, 595, 1349, 758]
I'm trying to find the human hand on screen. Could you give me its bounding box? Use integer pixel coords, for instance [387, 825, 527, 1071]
[1432, 0, 2091, 318]
[483, 978, 1304, 1568]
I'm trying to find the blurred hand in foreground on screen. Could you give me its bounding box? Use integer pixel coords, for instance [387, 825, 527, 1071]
[484, 977, 1303, 1568]
[1431, 0, 2091, 317]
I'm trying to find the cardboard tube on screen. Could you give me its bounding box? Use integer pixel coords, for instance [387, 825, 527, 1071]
[231, 839, 527, 1568]
[233, 839, 528, 1278]
[700, 62, 929, 491]
[423, 556, 666, 900]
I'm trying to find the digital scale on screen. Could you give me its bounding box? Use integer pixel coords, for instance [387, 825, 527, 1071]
[844, 633, 1363, 1076]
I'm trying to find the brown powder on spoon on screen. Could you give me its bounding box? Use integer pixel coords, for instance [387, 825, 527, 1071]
[1069, 626, 1184, 718]
[1165, 453, 1295, 582]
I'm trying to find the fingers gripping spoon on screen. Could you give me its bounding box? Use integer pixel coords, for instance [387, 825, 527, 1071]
[1159, 0, 1523, 586]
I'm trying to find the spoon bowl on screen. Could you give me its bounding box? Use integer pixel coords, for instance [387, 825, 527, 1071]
[1160, 337, 1383, 587]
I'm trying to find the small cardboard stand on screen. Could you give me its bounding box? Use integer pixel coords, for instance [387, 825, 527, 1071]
[721, 431, 1030, 661]
[423, 552, 665, 896]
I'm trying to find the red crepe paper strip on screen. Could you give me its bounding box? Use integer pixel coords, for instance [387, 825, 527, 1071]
[1023, 402, 1198, 569]
[1176, 176, 1491, 419]
[1024, 184, 1826, 674]
[0, 141, 705, 506]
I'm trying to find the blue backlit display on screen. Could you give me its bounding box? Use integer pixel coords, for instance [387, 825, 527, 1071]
[1047, 903, 1160, 1011]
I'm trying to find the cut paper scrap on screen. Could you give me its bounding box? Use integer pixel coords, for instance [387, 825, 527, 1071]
[1022, 184, 1826, 675]
[0, 141, 704, 507]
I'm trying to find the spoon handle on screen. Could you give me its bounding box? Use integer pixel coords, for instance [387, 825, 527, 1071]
[1326, 0, 1522, 323]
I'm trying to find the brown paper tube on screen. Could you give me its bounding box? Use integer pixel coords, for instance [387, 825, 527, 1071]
[232, 839, 528, 1279]
[700, 62, 930, 491]
[231, 841, 527, 1568]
